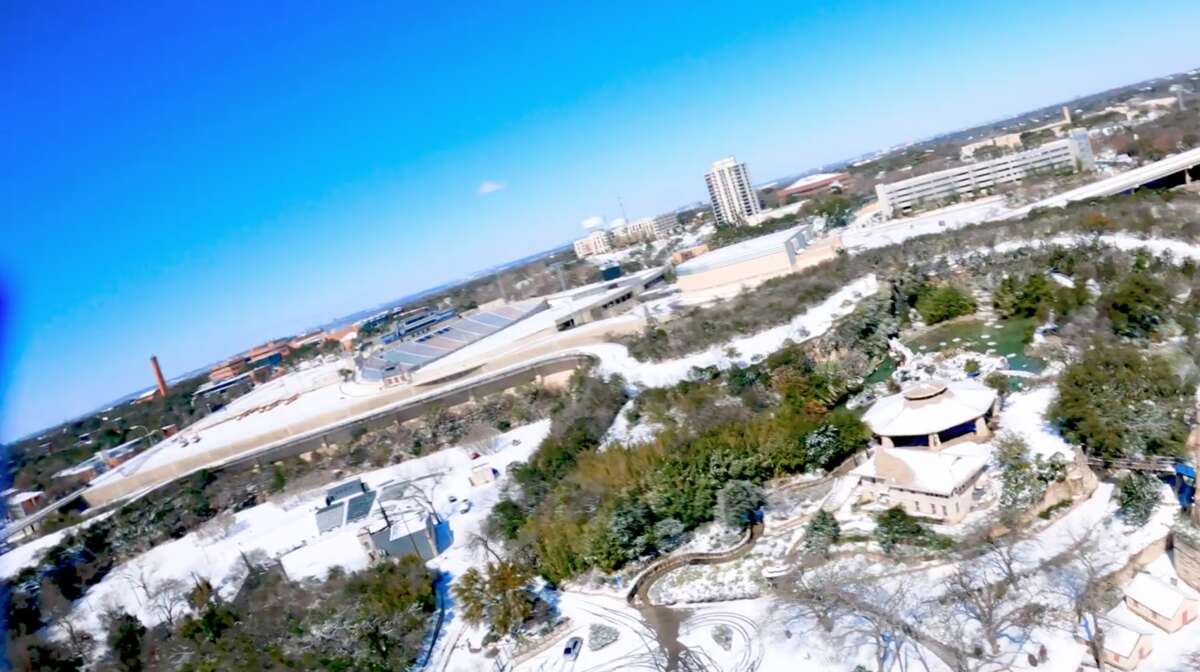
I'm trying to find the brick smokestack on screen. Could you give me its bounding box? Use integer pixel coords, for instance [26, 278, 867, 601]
[150, 355, 168, 398]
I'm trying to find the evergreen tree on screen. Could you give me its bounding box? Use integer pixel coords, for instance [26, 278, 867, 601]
[803, 510, 841, 557]
[715, 480, 764, 530]
[105, 611, 145, 672]
[1116, 473, 1162, 527]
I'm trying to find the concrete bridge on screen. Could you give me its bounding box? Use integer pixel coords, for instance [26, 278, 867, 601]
[1008, 145, 1200, 218]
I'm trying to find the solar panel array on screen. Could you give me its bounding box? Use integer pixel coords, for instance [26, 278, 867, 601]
[361, 299, 546, 378]
[345, 490, 378, 524]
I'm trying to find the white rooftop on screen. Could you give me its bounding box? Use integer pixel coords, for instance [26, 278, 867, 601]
[1090, 603, 1155, 658]
[852, 443, 990, 496]
[782, 172, 845, 191]
[862, 379, 996, 437]
[1125, 572, 1197, 618]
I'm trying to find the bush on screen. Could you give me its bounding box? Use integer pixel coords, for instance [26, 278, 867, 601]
[873, 507, 951, 554]
[1116, 473, 1162, 527]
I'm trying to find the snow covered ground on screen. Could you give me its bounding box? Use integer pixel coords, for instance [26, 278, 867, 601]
[579, 275, 879, 389]
[31, 421, 552, 646]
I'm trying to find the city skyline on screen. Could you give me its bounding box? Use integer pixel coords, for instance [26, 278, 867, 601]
[4, 1, 1200, 441]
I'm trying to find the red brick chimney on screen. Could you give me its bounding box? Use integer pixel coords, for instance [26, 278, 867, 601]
[150, 355, 168, 398]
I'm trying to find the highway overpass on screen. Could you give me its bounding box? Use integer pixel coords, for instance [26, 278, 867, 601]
[1007, 145, 1200, 218]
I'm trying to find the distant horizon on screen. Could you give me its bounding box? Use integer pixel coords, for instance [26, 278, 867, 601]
[4, 1, 1200, 441]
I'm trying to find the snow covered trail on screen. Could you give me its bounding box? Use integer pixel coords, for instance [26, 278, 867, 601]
[577, 275, 879, 389]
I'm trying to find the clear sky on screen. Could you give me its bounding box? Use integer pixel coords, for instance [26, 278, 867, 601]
[2, 1, 1198, 441]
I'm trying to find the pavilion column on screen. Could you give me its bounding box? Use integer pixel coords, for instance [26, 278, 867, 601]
[974, 416, 989, 439]
[928, 433, 941, 449]
[880, 436, 894, 449]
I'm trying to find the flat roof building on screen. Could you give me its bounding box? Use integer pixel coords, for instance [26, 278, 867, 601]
[705, 156, 762, 226]
[876, 130, 1095, 219]
[674, 225, 842, 293]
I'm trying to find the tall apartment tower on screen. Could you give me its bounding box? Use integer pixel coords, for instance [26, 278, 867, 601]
[704, 156, 761, 226]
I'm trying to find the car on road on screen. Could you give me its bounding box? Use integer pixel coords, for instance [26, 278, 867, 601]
[563, 636, 582, 661]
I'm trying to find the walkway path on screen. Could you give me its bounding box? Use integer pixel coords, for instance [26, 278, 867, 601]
[628, 522, 763, 607]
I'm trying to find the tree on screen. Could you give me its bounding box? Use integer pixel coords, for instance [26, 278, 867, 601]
[1049, 343, 1190, 459]
[803, 510, 840, 557]
[715, 480, 764, 530]
[996, 434, 1047, 521]
[944, 563, 1046, 655]
[914, 285, 975, 325]
[452, 560, 536, 637]
[104, 611, 146, 672]
[1102, 272, 1170, 339]
[1116, 473, 1161, 526]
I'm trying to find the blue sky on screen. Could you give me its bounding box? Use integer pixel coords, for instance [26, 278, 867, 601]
[2, 1, 1198, 440]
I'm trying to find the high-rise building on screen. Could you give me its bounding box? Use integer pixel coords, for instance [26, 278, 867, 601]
[704, 156, 761, 226]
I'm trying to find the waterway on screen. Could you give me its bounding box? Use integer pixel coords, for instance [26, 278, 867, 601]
[866, 316, 1046, 389]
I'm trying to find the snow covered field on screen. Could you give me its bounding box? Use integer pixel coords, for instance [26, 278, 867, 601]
[15, 421, 553, 646]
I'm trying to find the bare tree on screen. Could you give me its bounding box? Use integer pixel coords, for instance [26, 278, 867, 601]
[978, 532, 1034, 588]
[40, 580, 94, 661]
[1046, 529, 1115, 671]
[123, 566, 188, 628]
[779, 565, 928, 672]
[943, 562, 1045, 656]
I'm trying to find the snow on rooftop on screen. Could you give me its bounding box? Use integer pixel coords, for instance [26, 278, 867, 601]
[1125, 572, 1195, 619]
[782, 172, 846, 191]
[861, 379, 996, 437]
[852, 443, 991, 495]
[1096, 603, 1155, 658]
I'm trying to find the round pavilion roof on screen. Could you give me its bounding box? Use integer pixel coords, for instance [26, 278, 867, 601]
[862, 379, 997, 438]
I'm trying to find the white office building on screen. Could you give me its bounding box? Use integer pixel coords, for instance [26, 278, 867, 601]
[876, 130, 1096, 219]
[705, 156, 762, 226]
[573, 229, 615, 258]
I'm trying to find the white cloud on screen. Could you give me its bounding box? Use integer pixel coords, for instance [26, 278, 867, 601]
[477, 180, 506, 195]
[581, 215, 605, 229]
